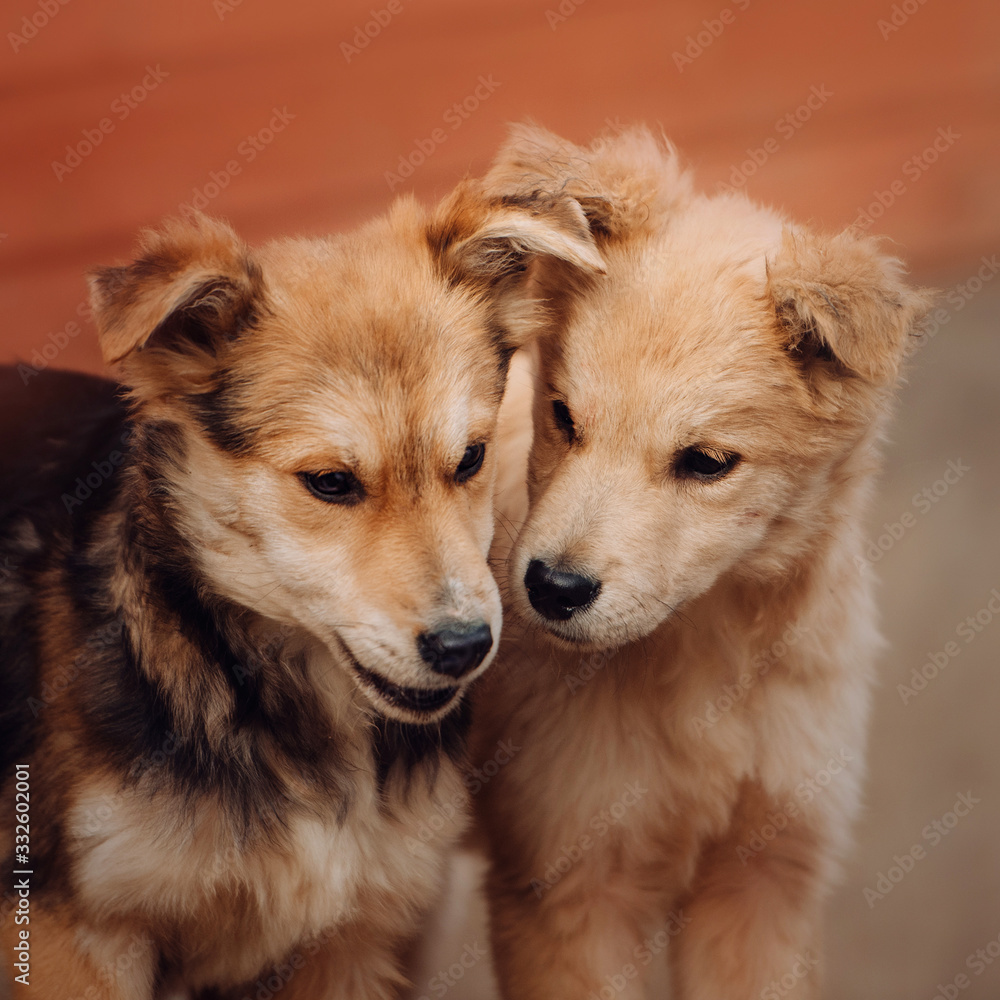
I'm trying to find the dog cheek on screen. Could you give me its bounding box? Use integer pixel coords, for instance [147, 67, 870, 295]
[526, 432, 566, 488]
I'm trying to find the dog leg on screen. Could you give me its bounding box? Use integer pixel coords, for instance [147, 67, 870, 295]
[488, 879, 648, 1000]
[669, 786, 826, 1000]
[3, 907, 157, 999]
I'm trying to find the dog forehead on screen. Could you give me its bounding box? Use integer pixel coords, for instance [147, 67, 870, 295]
[224, 347, 496, 475]
[563, 260, 767, 382]
[546, 249, 803, 446]
[301, 347, 489, 450]
[225, 242, 504, 465]
[260, 232, 493, 358]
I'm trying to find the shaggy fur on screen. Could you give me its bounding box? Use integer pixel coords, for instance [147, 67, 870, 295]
[472, 124, 934, 999]
[0, 187, 601, 999]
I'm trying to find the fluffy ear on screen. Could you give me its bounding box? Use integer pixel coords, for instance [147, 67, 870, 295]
[428, 178, 604, 284]
[428, 179, 604, 350]
[88, 213, 262, 368]
[768, 229, 935, 384]
[483, 121, 692, 243]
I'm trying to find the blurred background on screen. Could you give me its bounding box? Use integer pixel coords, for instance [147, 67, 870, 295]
[2, 1, 998, 997]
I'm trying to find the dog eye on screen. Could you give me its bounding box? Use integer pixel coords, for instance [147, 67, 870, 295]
[676, 447, 740, 481]
[301, 470, 364, 504]
[456, 442, 486, 482]
[552, 399, 575, 441]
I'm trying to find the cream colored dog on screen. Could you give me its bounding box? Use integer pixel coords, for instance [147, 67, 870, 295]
[472, 125, 933, 999]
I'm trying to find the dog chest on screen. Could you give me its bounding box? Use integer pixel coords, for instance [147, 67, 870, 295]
[68, 763, 462, 985]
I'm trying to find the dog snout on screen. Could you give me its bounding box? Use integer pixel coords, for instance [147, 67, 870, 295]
[524, 559, 602, 621]
[417, 620, 493, 678]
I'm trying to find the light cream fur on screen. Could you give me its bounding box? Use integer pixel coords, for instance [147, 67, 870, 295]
[473, 125, 934, 999]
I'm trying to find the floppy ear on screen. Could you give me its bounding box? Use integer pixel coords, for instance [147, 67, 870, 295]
[483, 121, 691, 243]
[88, 213, 262, 369]
[429, 178, 604, 284]
[768, 229, 934, 384]
[428, 179, 604, 349]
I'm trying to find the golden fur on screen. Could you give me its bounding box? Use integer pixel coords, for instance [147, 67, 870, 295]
[0, 183, 602, 998]
[472, 124, 934, 999]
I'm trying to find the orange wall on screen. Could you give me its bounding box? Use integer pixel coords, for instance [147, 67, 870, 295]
[2, 0, 998, 377]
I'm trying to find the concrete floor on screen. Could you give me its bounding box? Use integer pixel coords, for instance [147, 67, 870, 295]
[409, 276, 1000, 1000]
[827, 273, 1000, 999]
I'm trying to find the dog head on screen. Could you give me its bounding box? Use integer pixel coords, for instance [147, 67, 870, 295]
[88, 194, 602, 722]
[489, 124, 933, 648]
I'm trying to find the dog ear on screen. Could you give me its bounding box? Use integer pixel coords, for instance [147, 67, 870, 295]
[88, 213, 262, 368]
[428, 179, 604, 350]
[768, 229, 934, 384]
[483, 121, 691, 243]
[429, 178, 604, 284]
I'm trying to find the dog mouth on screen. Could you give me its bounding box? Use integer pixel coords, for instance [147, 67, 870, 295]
[352, 663, 460, 715]
[522, 597, 658, 651]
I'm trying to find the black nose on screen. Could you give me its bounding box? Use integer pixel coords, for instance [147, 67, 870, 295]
[524, 559, 601, 621]
[417, 621, 493, 678]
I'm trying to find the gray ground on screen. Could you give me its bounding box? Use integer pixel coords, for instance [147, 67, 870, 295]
[828, 274, 1000, 999]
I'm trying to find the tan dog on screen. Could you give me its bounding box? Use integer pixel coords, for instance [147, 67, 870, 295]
[0, 187, 601, 998]
[473, 125, 933, 999]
